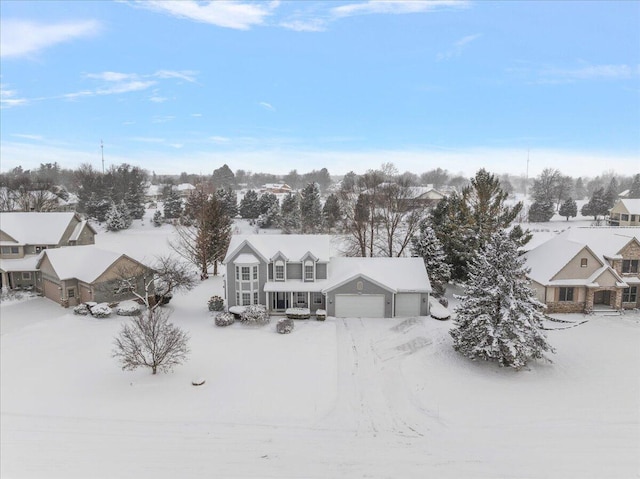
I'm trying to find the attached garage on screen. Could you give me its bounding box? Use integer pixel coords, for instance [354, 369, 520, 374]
[335, 294, 385, 318]
[43, 278, 61, 303]
[395, 293, 421, 317]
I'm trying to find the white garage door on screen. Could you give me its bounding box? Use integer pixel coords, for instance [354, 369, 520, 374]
[395, 293, 421, 317]
[335, 294, 385, 318]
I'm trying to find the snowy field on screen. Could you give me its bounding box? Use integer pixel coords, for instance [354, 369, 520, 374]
[2, 209, 639, 478]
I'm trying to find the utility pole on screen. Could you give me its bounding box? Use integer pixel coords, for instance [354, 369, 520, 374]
[101, 140, 105, 174]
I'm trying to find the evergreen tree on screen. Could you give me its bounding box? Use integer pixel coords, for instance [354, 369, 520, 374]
[300, 182, 322, 233]
[628, 174, 640, 199]
[152, 210, 163, 227]
[322, 193, 342, 230]
[450, 231, 554, 370]
[411, 221, 451, 297]
[258, 192, 278, 216]
[163, 190, 183, 219]
[604, 177, 619, 208]
[280, 192, 301, 233]
[105, 201, 130, 231]
[257, 200, 281, 229]
[215, 187, 238, 218]
[558, 197, 577, 221]
[239, 189, 260, 219]
[527, 200, 555, 222]
[581, 187, 609, 222]
[574, 177, 587, 200]
[211, 164, 236, 190]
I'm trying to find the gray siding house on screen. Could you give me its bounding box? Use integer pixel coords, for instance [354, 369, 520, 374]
[223, 235, 431, 318]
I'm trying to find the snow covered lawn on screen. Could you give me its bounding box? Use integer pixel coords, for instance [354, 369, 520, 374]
[2, 276, 638, 478]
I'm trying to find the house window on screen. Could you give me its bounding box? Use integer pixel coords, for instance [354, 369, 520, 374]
[253, 291, 259, 305]
[559, 287, 574, 302]
[297, 292, 307, 305]
[621, 214, 629, 221]
[236, 292, 240, 305]
[253, 266, 258, 280]
[312, 292, 323, 304]
[242, 292, 251, 306]
[235, 266, 240, 279]
[622, 287, 637, 303]
[35, 246, 47, 253]
[1, 246, 19, 255]
[68, 289, 75, 298]
[241, 267, 250, 281]
[304, 261, 314, 281]
[622, 260, 639, 274]
[22, 272, 32, 280]
[580, 258, 588, 268]
[275, 261, 285, 281]
[631, 215, 637, 222]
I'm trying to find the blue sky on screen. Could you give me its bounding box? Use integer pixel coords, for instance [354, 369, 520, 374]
[1, 0, 639, 178]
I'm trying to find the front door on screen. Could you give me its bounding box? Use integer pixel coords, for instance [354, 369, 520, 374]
[276, 292, 289, 310]
[594, 290, 611, 305]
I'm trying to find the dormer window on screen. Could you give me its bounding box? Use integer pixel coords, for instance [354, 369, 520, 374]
[304, 260, 314, 281]
[580, 258, 588, 268]
[275, 260, 285, 281]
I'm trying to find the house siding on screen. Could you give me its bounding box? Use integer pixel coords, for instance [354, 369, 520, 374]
[551, 247, 601, 281]
[286, 263, 302, 280]
[225, 243, 268, 308]
[316, 263, 327, 280]
[326, 277, 394, 317]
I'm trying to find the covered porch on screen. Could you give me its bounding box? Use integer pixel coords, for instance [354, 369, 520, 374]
[264, 281, 327, 314]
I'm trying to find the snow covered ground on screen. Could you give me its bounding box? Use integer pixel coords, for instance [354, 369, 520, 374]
[2, 210, 639, 478]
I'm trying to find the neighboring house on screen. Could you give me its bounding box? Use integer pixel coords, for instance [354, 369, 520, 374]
[223, 235, 431, 318]
[174, 183, 196, 198]
[36, 246, 153, 307]
[405, 185, 447, 210]
[261, 183, 293, 194]
[609, 199, 640, 226]
[0, 212, 97, 290]
[523, 227, 640, 313]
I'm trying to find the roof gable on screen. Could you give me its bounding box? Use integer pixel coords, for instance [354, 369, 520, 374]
[224, 235, 334, 264]
[0, 212, 80, 245]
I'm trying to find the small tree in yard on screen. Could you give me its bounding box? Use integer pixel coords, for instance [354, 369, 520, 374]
[581, 187, 609, 222]
[450, 230, 554, 370]
[527, 200, 555, 222]
[113, 307, 190, 375]
[559, 197, 577, 221]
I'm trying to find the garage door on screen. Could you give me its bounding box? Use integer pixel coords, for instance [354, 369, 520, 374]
[43, 279, 61, 304]
[335, 294, 385, 318]
[395, 293, 421, 317]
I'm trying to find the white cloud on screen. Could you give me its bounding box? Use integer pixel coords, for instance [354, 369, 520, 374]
[191, 113, 203, 117]
[280, 19, 327, 32]
[210, 136, 231, 144]
[0, 19, 100, 58]
[96, 80, 157, 95]
[154, 70, 198, 83]
[0, 86, 28, 108]
[133, 1, 278, 30]
[85, 72, 137, 82]
[11, 133, 44, 141]
[540, 64, 640, 82]
[259, 101, 275, 111]
[437, 33, 482, 61]
[331, 0, 468, 18]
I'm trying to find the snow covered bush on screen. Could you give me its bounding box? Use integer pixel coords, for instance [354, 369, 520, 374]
[429, 298, 451, 320]
[240, 304, 269, 324]
[285, 307, 310, 319]
[208, 295, 225, 312]
[73, 304, 90, 316]
[90, 303, 113, 318]
[215, 312, 235, 327]
[438, 296, 449, 308]
[277, 318, 294, 334]
[116, 300, 142, 316]
[450, 231, 554, 370]
[316, 309, 326, 321]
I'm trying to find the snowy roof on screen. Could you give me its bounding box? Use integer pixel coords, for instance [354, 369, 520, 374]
[523, 227, 638, 285]
[176, 183, 196, 191]
[324, 257, 431, 293]
[38, 246, 146, 283]
[0, 254, 41, 272]
[262, 183, 292, 190]
[615, 199, 640, 214]
[69, 220, 95, 241]
[234, 253, 260, 264]
[224, 235, 335, 264]
[408, 186, 446, 200]
[0, 212, 79, 245]
[264, 279, 330, 292]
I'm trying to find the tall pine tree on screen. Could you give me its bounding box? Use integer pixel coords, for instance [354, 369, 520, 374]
[411, 221, 451, 297]
[559, 197, 577, 221]
[300, 182, 322, 233]
[450, 231, 554, 370]
[280, 192, 301, 234]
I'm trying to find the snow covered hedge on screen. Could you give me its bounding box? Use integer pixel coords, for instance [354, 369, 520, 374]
[208, 295, 225, 312]
[240, 305, 269, 324]
[429, 298, 451, 320]
[73, 304, 90, 316]
[277, 318, 294, 334]
[116, 300, 142, 316]
[90, 303, 113, 318]
[285, 307, 310, 319]
[215, 312, 235, 327]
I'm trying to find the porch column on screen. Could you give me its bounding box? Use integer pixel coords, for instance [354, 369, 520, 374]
[585, 288, 594, 312]
[1, 271, 9, 292]
[307, 292, 310, 310]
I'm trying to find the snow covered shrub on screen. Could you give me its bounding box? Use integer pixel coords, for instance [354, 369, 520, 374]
[438, 297, 449, 308]
[277, 318, 294, 334]
[116, 300, 142, 316]
[208, 295, 225, 312]
[240, 304, 269, 324]
[73, 304, 90, 315]
[316, 309, 326, 321]
[215, 312, 235, 327]
[90, 303, 113, 318]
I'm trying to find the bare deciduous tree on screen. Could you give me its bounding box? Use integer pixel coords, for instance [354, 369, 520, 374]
[112, 307, 190, 375]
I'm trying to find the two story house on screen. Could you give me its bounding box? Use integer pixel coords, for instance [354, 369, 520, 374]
[223, 235, 431, 318]
[609, 199, 640, 227]
[0, 212, 96, 290]
[523, 227, 640, 313]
